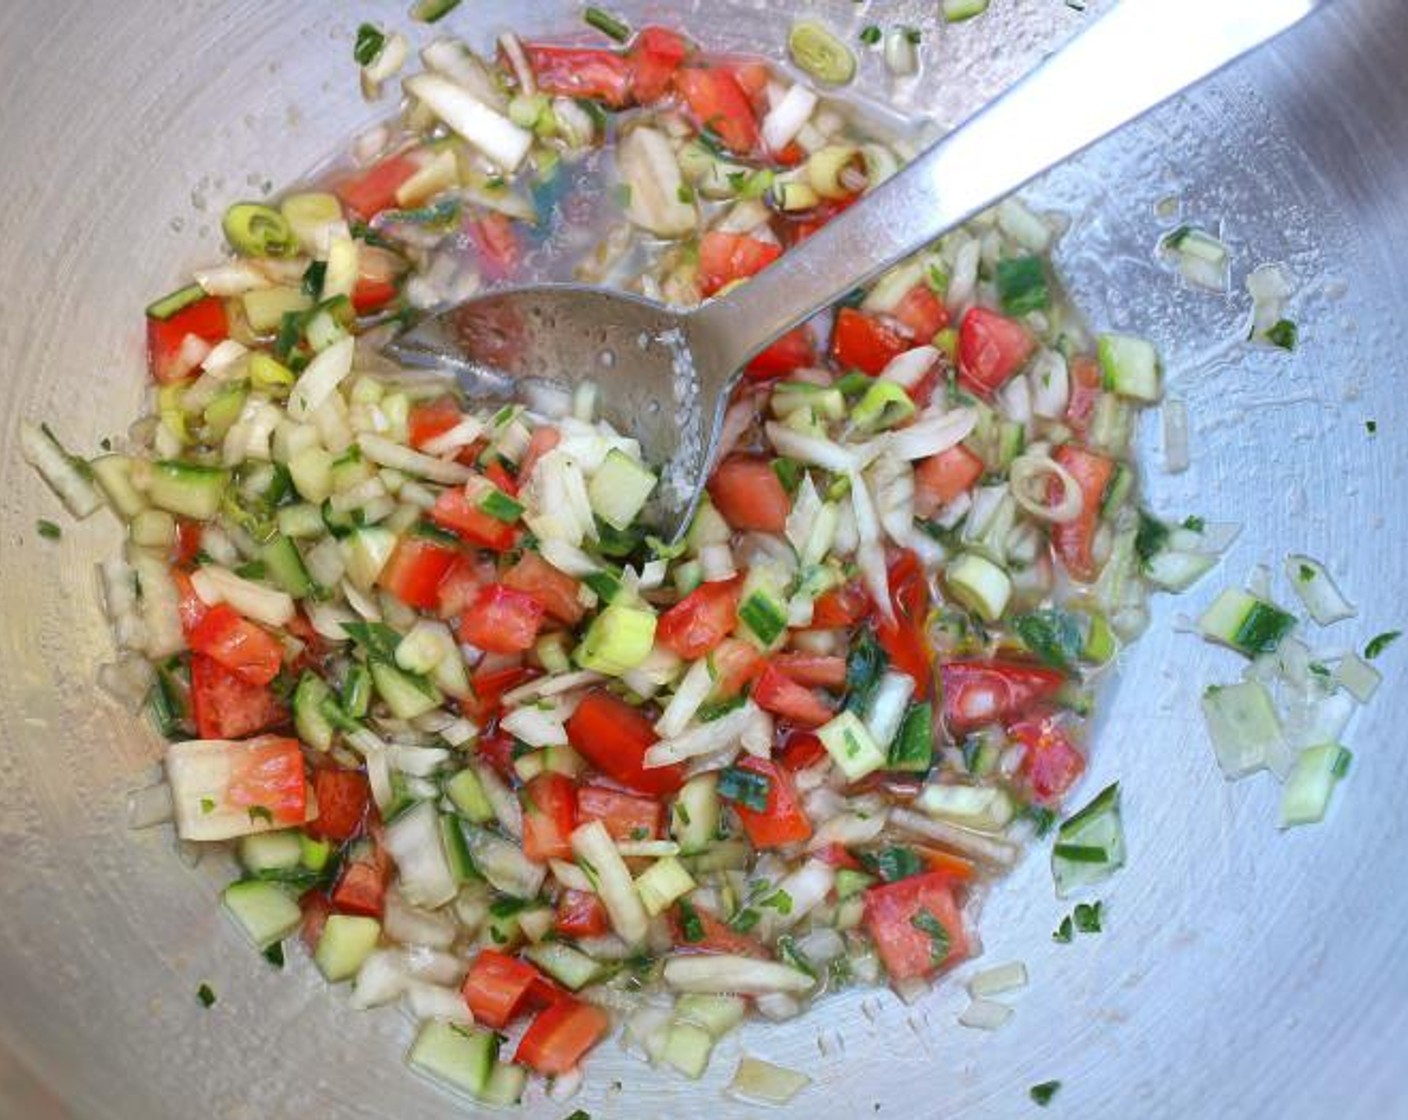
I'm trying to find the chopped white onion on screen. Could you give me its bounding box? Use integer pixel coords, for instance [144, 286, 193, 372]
[958, 997, 1014, 1031]
[968, 961, 1029, 997]
[761, 84, 818, 154]
[287, 336, 355, 422]
[884, 407, 979, 461]
[1008, 454, 1083, 523]
[878, 345, 939, 391]
[663, 955, 815, 995]
[1162, 397, 1190, 474]
[20, 421, 103, 518]
[1285, 554, 1357, 626]
[405, 73, 532, 171]
[644, 703, 758, 768]
[190, 564, 295, 628]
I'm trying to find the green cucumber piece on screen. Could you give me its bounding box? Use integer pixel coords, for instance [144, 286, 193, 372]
[1097, 333, 1161, 402]
[146, 283, 207, 321]
[671, 773, 721, 855]
[258, 535, 313, 597]
[587, 449, 657, 531]
[524, 942, 605, 990]
[1198, 589, 1296, 656]
[887, 702, 934, 772]
[817, 710, 887, 782]
[293, 673, 337, 751]
[147, 461, 230, 521]
[406, 1021, 499, 1100]
[441, 814, 479, 883]
[1279, 744, 1351, 829]
[445, 768, 496, 824]
[575, 600, 657, 675]
[222, 880, 302, 950]
[313, 914, 381, 982]
[237, 830, 303, 874]
[370, 661, 443, 720]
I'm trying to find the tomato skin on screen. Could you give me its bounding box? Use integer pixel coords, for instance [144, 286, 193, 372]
[706, 454, 791, 533]
[706, 637, 767, 699]
[656, 577, 740, 660]
[914, 444, 985, 518]
[776, 728, 826, 771]
[575, 784, 664, 841]
[1010, 713, 1087, 804]
[669, 903, 768, 956]
[524, 44, 634, 107]
[407, 397, 463, 450]
[518, 425, 561, 482]
[378, 536, 460, 611]
[306, 768, 370, 842]
[892, 285, 949, 340]
[430, 488, 518, 552]
[502, 550, 584, 626]
[1049, 443, 1116, 583]
[751, 664, 833, 729]
[863, 871, 969, 981]
[938, 659, 1067, 736]
[331, 843, 390, 918]
[731, 756, 812, 848]
[521, 773, 578, 863]
[148, 296, 228, 385]
[771, 653, 847, 690]
[515, 996, 612, 1075]
[474, 726, 521, 780]
[466, 213, 520, 282]
[698, 231, 782, 297]
[811, 581, 870, 629]
[555, 889, 610, 939]
[300, 890, 332, 953]
[744, 326, 814, 381]
[459, 584, 545, 654]
[874, 550, 933, 700]
[216, 736, 306, 827]
[957, 307, 1035, 397]
[813, 842, 863, 871]
[463, 663, 538, 728]
[336, 153, 420, 222]
[462, 950, 545, 1029]
[189, 653, 285, 740]
[674, 66, 761, 155]
[1065, 354, 1103, 436]
[564, 689, 684, 797]
[351, 245, 405, 315]
[629, 26, 691, 103]
[187, 604, 284, 686]
[832, 307, 910, 375]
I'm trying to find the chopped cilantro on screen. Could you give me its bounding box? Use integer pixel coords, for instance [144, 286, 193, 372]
[1366, 419, 1378, 435]
[760, 889, 794, 916]
[247, 806, 273, 825]
[197, 983, 216, 1008]
[859, 25, 882, 45]
[863, 846, 924, 883]
[717, 766, 772, 812]
[1073, 900, 1103, 933]
[910, 908, 951, 964]
[1029, 1080, 1061, 1106]
[353, 23, 385, 67]
[36, 519, 61, 540]
[1265, 318, 1298, 351]
[1364, 630, 1401, 660]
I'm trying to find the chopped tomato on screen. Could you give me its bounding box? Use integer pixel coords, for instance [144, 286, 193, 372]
[351, 244, 405, 315]
[172, 519, 204, 569]
[863, 871, 969, 981]
[832, 307, 910, 376]
[811, 580, 870, 629]
[813, 842, 863, 871]
[188, 603, 283, 686]
[189, 654, 284, 740]
[335, 153, 420, 222]
[1065, 354, 1103, 436]
[782, 195, 857, 246]
[874, 550, 933, 700]
[378, 535, 459, 611]
[459, 584, 545, 654]
[575, 784, 664, 841]
[407, 396, 463, 450]
[629, 26, 690, 103]
[656, 576, 741, 659]
[892, 285, 949, 340]
[707, 638, 766, 698]
[483, 458, 518, 497]
[776, 728, 827, 772]
[523, 43, 633, 108]
[1010, 713, 1087, 804]
[148, 295, 228, 385]
[474, 726, 521, 779]
[502, 551, 584, 626]
[306, 768, 370, 842]
[669, 903, 767, 956]
[744, 326, 815, 381]
[1050, 443, 1116, 583]
[564, 690, 684, 797]
[938, 660, 1066, 736]
[913, 845, 977, 883]
[518, 425, 561, 481]
[674, 66, 760, 155]
[462, 950, 544, 1029]
[730, 756, 812, 848]
[751, 664, 833, 729]
[521, 772, 577, 863]
[436, 554, 486, 618]
[771, 653, 848, 689]
[555, 889, 610, 939]
[729, 59, 771, 102]
[706, 454, 790, 533]
[464, 664, 537, 728]
[466, 213, 520, 282]
[331, 842, 390, 918]
[956, 306, 1035, 397]
[516, 996, 612, 1075]
[300, 890, 331, 952]
[697, 231, 782, 298]
[914, 444, 985, 518]
[430, 487, 518, 551]
[208, 736, 305, 829]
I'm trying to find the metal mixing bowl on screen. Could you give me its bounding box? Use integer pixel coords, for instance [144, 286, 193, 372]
[2, 1, 1405, 1116]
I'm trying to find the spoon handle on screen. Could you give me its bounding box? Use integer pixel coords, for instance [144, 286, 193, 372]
[687, 0, 1325, 381]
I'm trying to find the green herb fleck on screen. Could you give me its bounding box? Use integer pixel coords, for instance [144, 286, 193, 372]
[36, 519, 61, 540]
[584, 6, 631, 42]
[862, 846, 925, 883]
[1134, 509, 1170, 562]
[717, 766, 772, 812]
[729, 907, 761, 933]
[996, 256, 1050, 315]
[197, 983, 216, 1008]
[1052, 915, 1074, 943]
[1073, 900, 1103, 933]
[564, 1111, 593, 1120]
[760, 889, 794, 916]
[353, 23, 386, 67]
[1029, 1080, 1061, 1106]
[1013, 609, 1084, 671]
[1365, 630, 1401, 660]
[1265, 318, 1298, 351]
[859, 25, 882, 45]
[1297, 563, 1316, 583]
[904, 27, 922, 44]
[247, 806, 274, 826]
[910, 907, 951, 964]
[263, 942, 286, 968]
[676, 182, 696, 205]
[1366, 419, 1378, 436]
[199, 797, 216, 815]
[677, 899, 705, 943]
[1022, 804, 1057, 838]
[1182, 515, 1206, 532]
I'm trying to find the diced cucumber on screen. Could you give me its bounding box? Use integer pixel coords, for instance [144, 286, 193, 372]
[995, 420, 1026, 471]
[258, 535, 313, 597]
[686, 497, 732, 553]
[915, 783, 1014, 831]
[943, 0, 989, 21]
[147, 461, 229, 521]
[588, 449, 657, 531]
[289, 446, 335, 503]
[445, 768, 496, 824]
[675, 994, 746, 1038]
[835, 868, 875, 900]
[817, 710, 888, 782]
[1097, 333, 1161, 402]
[406, 1020, 498, 1100]
[1200, 680, 1280, 778]
[314, 914, 382, 982]
[737, 568, 790, 649]
[371, 661, 443, 720]
[203, 386, 248, 440]
[525, 942, 605, 990]
[635, 857, 696, 916]
[671, 774, 721, 855]
[477, 1061, 528, 1107]
[341, 526, 397, 591]
[130, 508, 175, 549]
[276, 501, 326, 540]
[293, 673, 337, 751]
[1279, 744, 1351, 829]
[237, 829, 303, 874]
[330, 448, 374, 493]
[1198, 588, 1296, 656]
[945, 552, 1012, 623]
[146, 283, 207, 320]
[1052, 783, 1125, 898]
[662, 1020, 715, 1079]
[1143, 548, 1218, 592]
[243, 286, 313, 334]
[341, 663, 373, 719]
[90, 455, 147, 519]
[683, 839, 749, 874]
[1100, 462, 1134, 515]
[770, 382, 845, 421]
[280, 192, 343, 254]
[852, 381, 915, 432]
[300, 834, 333, 871]
[887, 702, 934, 772]
[1081, 609, 1117, 663]
[575, 600, 657, 675]
[222, 880, 302, 950]
[441, 813, 478, 883]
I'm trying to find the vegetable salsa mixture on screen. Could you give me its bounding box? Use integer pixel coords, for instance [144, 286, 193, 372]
[25, 4, 1326, 1110]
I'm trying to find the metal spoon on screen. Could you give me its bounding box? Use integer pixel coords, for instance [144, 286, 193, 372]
[388, 0, 1324, 540]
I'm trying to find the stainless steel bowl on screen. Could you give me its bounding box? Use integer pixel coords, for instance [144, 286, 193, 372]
[2, 1, 1404, 1116]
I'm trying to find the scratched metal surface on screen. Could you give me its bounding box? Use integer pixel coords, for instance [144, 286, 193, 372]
[0, 1, 1404, 1117]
